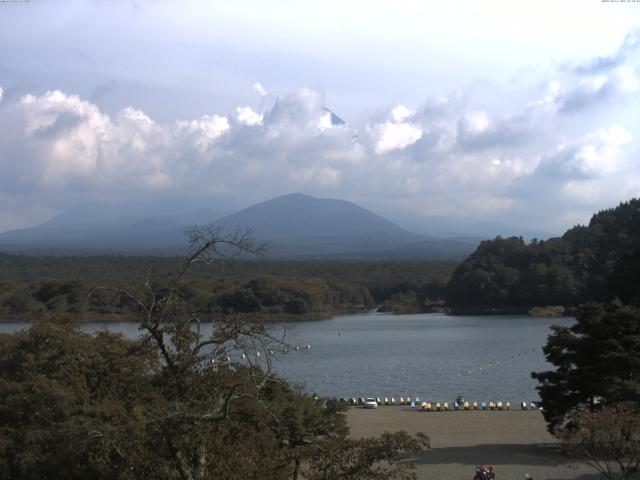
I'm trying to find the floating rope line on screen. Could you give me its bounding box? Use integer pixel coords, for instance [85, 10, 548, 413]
[457, 348, 539, 377]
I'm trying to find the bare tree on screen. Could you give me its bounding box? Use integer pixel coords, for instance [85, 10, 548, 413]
[98, 226, 291, 480]
[87, 225, 429, 480]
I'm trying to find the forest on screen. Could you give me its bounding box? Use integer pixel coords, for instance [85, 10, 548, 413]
[0, 254, 455, 321]
[3, 199, 640, 320]
[0, 230, 431, 480]
[446, 199, 640, 314]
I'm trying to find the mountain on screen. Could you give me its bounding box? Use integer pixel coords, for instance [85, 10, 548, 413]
[0, 193, 479, 259]
[389, 212, 555, 241]
[0, 204, 226, 254]
[214, 193, 416, 242]
[208, 193, 476, 259]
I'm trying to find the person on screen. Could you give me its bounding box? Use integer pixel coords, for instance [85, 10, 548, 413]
[474, 465, 490, 480]
[410, 400, 415, 411]
[488, 465, 495, 479]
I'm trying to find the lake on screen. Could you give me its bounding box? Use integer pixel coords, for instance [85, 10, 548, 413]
[0, 313, 573, 403]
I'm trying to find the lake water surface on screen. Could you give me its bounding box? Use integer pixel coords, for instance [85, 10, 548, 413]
[1, 313, 574, 403]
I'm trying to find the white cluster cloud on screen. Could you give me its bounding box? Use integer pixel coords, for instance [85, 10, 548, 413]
[252, 82, 268, 97]
[0, 27, 639, 232]
[235, 106, 263, 127]
[369, 104, 423, 154]
[550, 29, 640, 114]
[537, 125, 632, 179]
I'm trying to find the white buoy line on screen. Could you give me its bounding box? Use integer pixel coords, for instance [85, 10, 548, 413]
[457, 347, 540, 377]
[324, 397, 542, 411]
[206, 344, 313, 363]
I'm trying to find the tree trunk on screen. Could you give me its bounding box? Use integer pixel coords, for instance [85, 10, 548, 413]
[292, 457, 301, 480]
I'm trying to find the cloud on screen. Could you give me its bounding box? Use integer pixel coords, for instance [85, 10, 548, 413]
[253, 82, 268, 97]
[235, 106, 263, 127]
[175, 114, 230, 152]
[370, 121, 422, 154]
[1, 24, 639, 234]
[552, 29, 640, 113]
[535, 125, 632, 180]
[368, 105, 423, 154]
[558, 75, 618, 113]
[505, 124, 637, 228]
[571, 28, 640, 75]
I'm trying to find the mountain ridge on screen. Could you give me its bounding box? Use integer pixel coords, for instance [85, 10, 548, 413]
[0, 193, 476, 259]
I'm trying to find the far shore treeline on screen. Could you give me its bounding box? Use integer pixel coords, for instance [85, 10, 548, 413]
[0, 256, 454, 321]
[1, 198, 639, 321]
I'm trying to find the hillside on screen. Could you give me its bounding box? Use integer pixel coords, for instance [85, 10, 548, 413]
[215, 193, 416, 240]
[0, 193, 477, 260]
[445, 198, 640, 313]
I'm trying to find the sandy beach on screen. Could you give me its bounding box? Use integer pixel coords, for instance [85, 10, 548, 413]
[346, 407, 602, 480]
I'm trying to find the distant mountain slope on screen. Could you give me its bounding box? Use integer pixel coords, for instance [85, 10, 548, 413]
[446, 198, 640, 312]
[0, 193, 478, 259]
[0, 205, 225, 254]
[214, 193, 418, 242]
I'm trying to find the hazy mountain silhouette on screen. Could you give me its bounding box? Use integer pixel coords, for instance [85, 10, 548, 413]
[213, 193, 416, 242]
[0, 193, 479, 259]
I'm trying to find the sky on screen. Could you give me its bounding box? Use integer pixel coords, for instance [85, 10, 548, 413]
[1, 0, 640, 234]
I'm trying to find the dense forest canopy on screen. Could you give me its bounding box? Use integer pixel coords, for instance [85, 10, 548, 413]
[0, 255, 456, 321]
[446, 198, 640, 313]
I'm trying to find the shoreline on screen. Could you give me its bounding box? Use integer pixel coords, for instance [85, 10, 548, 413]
[0, 309, 574, 324]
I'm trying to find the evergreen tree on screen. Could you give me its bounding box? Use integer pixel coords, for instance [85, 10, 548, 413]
[532, 302, 640, 432]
